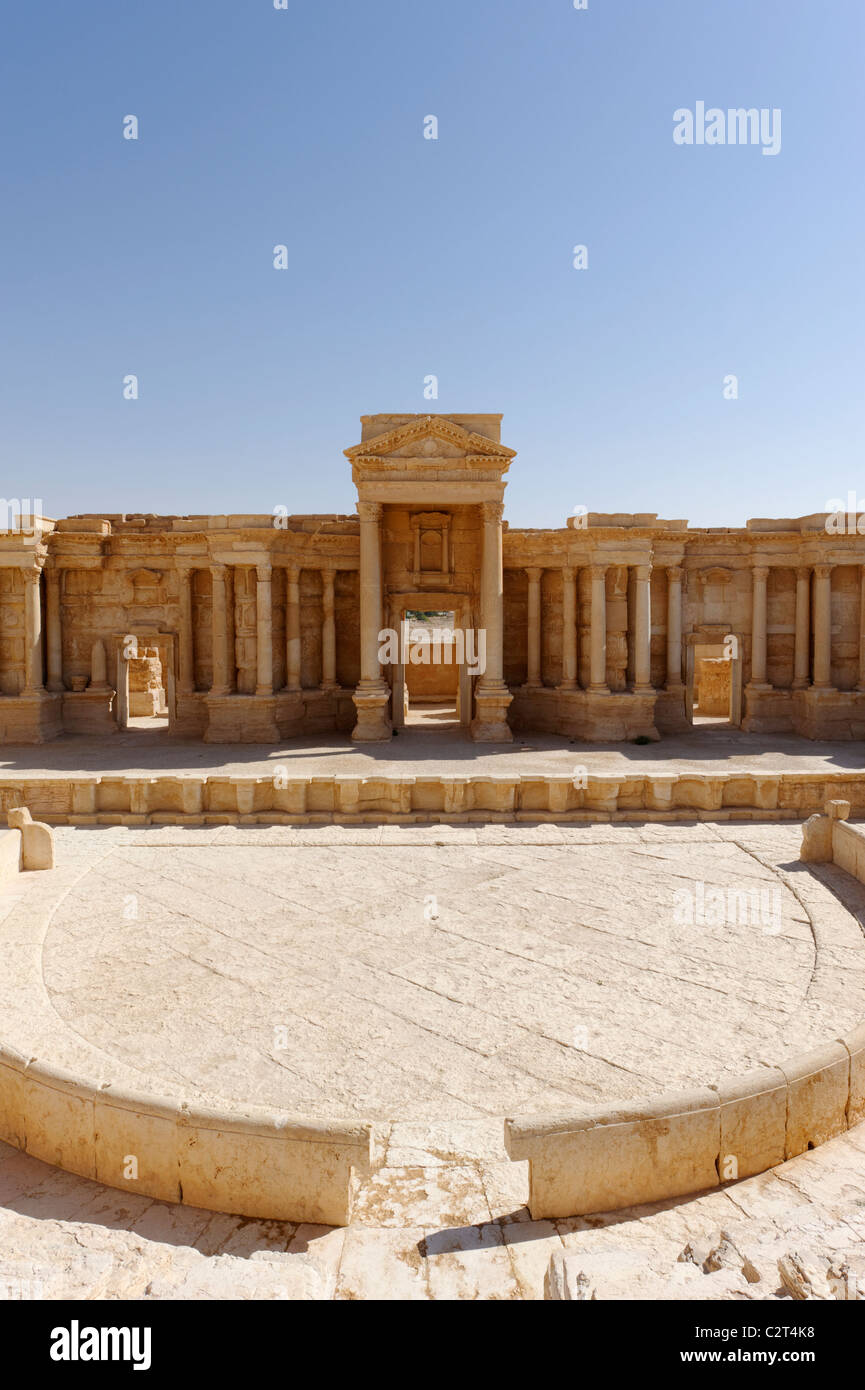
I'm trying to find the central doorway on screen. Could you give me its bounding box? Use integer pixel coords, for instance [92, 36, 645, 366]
[391, 608, 472, 732]
[684, 630, 744, 729]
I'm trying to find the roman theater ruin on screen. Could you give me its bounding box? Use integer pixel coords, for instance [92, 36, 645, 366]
[1, 413, 865, 1299]
[1, 413, 864, 749]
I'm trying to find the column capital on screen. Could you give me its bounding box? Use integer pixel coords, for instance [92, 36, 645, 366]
[814, 563, 833, 579]
[752, 565, 770, 582]
[256, 562, 272, 583]
[480, 500, 504, 524]
[561, 565, 576, 582]
[589, 563, 607, 581]
[795, 564, 811, 582]
[633, 563, 652, 583]
[358, 501, 383, 523]
[524, 566, 543, 584]
[666, 565, 683, 584]
[209, 561, 226, 576]
[22, 567, 42, 586]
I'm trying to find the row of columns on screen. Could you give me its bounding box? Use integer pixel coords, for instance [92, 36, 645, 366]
[25, 563, 341, 701]
[750, 563, 865, 692]
[521, 563, 684, 694]
[181, 562, 341, 698]
[15, 556, 865, 708]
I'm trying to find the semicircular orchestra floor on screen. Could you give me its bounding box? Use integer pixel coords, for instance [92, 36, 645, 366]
[36, 823, 865, 1135]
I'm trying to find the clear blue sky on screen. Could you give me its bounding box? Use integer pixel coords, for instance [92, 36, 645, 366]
[1, 0, 862, 528]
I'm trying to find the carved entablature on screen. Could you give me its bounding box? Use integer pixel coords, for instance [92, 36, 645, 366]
[411, 511, 452, 587]
[346, 415, 516, 504]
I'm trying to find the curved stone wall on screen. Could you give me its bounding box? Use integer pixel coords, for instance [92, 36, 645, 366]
[0, 1045, 373, 1227]
[505, 815, 865, 1219]
[505, 1030, 865, 1219]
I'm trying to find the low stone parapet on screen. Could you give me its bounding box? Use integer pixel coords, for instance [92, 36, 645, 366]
[0, 1044, 374, 1226]
[0, 828, 22, 886]
[505, 1028, 863, 1219]
[0, 769, 862, 824]
[505, 805, 865, 1220]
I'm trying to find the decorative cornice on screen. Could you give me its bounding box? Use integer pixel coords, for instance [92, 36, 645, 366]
[345, 415, 516, 462]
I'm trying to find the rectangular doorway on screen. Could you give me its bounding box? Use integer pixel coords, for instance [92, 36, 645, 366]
[115, 634, 174, 733]
[687, 638, 743, 728]
[398, 610, 461, 730]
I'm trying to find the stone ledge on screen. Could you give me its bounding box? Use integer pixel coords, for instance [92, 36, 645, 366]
[0, 1047, 373, 1227]
[504, 809, 865, 1220]
[504, 1024, 865, 1220]
[0, 769, 862, 825]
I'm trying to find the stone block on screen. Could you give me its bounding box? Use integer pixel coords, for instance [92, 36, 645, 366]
[713, 1066, 787, 1180]
[506, 1088, 721, 1219]
[7, 807, 54, 869]
[780, 1042, 850, 1158]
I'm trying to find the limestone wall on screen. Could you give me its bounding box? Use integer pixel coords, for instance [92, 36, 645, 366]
[0, 503, 863, 744]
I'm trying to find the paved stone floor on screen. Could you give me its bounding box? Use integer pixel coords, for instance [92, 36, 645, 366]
[37, 825, 865, 1127]
[2, 1126, 865, 1299]
[0, 722, 863, 778]
[3, 821, 865, 1299]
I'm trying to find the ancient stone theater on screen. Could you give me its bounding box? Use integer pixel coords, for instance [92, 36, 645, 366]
[1, 412, 864, 748]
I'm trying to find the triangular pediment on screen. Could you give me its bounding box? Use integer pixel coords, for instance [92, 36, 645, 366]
[344, 415, 516, 465]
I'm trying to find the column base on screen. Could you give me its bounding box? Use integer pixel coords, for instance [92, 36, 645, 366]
[351, 686, 392, 743]
[204, 694, 279, 743]
[61, 689, 117, 736]
[0, 691, 63, 745]
[470, 686, 513, 742]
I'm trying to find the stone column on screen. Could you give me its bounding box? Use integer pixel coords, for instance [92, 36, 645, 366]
[524, 567, 542, 689]
[321, 569, 338, 690]
[255, 562, 273, 696]
[559, 566, 578, 690]
[22, 567, 44, 694]
[470, 500, 512, 740]
[632, 563, 653, 693]
[813, 564, 834, 690]
[665, 566, 683, 688]
[352, 502, 391, 741]
[749, 565, 771, 689]
[284, 564, 301, 692]
[177, 566, 195, 696]
[858, 565, 865, 692]
[210, 564, 230, 695]
[588, 565, 609, 693]
[793, 565, 811, 690]
[45, 566, 63, 692]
